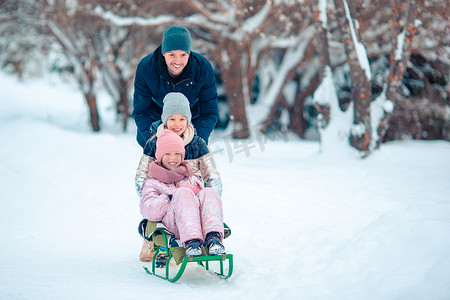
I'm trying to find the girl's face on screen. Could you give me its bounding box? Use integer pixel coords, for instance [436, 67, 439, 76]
[166, 114, 187, 136]
[161, 151, 182, 170]
[163, 50, 189, 78]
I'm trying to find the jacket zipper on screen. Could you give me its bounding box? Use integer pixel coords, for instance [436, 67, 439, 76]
[170, 77, 192, 91]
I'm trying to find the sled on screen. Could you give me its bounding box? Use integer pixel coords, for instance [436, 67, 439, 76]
[140, 220, 233, 282]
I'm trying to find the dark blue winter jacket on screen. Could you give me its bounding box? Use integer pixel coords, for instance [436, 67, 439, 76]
[143, 121, 209, 159]
[144, 134, 209, 160]
[132, 45, 218, 148]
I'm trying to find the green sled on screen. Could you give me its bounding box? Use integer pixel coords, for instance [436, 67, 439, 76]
[142, 221, 233, 282]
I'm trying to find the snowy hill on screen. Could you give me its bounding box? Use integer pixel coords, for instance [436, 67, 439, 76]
[1, 72, 450, 299]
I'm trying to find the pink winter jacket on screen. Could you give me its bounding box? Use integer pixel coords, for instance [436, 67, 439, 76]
[140, 174, 204, 221]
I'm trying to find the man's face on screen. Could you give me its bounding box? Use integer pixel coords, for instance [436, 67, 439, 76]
[163, 50, 189, 78]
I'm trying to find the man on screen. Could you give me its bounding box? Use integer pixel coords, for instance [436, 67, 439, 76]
[132, 25, 219, 146]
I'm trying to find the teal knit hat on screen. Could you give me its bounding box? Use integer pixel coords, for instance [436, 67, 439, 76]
[161, 25, 192, 54]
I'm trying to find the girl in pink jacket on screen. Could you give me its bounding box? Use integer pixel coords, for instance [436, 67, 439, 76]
[140, 129, 225, 256]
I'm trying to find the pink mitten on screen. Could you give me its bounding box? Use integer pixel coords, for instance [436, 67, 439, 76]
[184, 183, 202, 195]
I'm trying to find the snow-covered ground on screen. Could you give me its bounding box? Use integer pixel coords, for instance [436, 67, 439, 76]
[1, 72, 449, 299]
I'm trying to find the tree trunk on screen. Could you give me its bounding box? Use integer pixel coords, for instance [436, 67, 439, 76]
[85, 92, 100, 132]
[335, 0, 372, 151]
[219, 38, 249, 139]
[301, 11, 331, 138]
[289, 71, 321, 138]
[261, 94, 288, 134]
[117, 77, 129, 131]
[377, 0, 418, 147]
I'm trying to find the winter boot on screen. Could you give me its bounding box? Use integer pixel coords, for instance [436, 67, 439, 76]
[205, 232, 225, 255]
[139, 239, 155, 262]
[184, 239, 203, 257]
[155, 253, 168, 268]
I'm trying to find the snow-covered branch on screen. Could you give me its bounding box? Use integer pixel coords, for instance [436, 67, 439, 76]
[241, 1, 272, 34]
[318, 0, 328, 28]
[92, 5, 230, 39]
[253, 26, 316, 122]
[93, 6, 174, 26]
[370, 88, 394, 150]
[186, 0, 232, 24]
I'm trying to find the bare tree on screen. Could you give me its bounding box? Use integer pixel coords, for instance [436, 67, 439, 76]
[313, 0, 432, 155]
[20, 0, 155, 131]
[95, 0, 317, 139]
[331, 0, 372, 152]
[93, 22, 154, 131]
[373, 0, 419, 148]
[2, 0, 447, 145]
[29, 0, 103, 131]
[0, 0, 51, 78]
[358, 0, 448, 143]
[283, 1, 331, 138]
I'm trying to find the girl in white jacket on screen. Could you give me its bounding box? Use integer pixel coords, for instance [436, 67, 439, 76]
[136, 92, 222, 260]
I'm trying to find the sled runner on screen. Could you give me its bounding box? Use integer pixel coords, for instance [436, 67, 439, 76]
[139, 220, 233, 282]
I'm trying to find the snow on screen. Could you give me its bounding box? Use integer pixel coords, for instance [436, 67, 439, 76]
[312, 66, 354, 153]
[319, 0, 328, 28]
[1, 71, 450, 299]
[93, 6, 174, 26]
[394, 29, 406, 61]
[242, 2, 271, 34]
[370, 89, 394, 150]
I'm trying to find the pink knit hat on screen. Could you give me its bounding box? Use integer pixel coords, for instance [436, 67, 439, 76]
[155, 129, 185, 162]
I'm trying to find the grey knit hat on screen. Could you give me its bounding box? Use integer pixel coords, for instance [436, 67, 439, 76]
[161, 25, 192, 54]
[161, 92, 192, 125]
